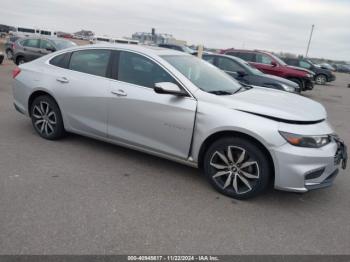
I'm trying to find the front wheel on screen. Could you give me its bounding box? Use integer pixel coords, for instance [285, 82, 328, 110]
[30, 95, 66, 140]
[315, 74, 327, 85]
[6, 49, 13, 60]
[203, 137, 272, 199]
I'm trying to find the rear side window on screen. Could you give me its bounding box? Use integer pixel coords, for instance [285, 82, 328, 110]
[69, 49, 111, 77]
[21, 39, 40, 48]
[118, 51, 176, 88]
[50, 53, 70, 68]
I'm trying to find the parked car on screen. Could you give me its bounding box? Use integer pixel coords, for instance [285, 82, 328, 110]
[13, 37, 76, 65]
[201, 54, 300, 93]
[319, 63, 336, 71]
[221, 49, 315, 91]
[282, 58, 336, 85]
[159, 44, 195, 54]
[0, 52, 4, 64]
[4, 35, 22, 60]
[12, 44, 347, 199]
[334, 64, 350, 73]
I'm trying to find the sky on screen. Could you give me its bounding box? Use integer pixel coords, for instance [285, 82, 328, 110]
[1, 0, 349, 61]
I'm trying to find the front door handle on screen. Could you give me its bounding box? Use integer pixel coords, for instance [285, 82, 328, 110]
[111, 89, 127, 97]
[56, 77, 69, 83]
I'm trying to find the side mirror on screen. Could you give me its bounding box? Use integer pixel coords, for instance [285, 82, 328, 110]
[154, 82, 187, 96]
[46, 47, 56, 52]
[271, 61, 277, 67]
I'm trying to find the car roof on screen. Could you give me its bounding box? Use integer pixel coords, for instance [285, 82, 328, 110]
[63, 43, 188, 56]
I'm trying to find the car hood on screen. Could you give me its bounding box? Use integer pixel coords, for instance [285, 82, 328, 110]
[286, 65, 314, 75]
[215, 87, 326, 122]
[259, 74, 299, 87]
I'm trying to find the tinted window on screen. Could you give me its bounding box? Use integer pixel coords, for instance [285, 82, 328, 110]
[40, 40, 55, 50]
[18, 28, 35, 33]
[50, 53, 69, 68]
[227, 52, 255, 62]
[256, 54, 273, 64]
[69, 49, 111, 77]
[21, 39, 40, 48]
[284, 59, 298, 66]
[202, 55, 215, 64]
[40, 30, 51, 35]
[299, 61, 312, 69]
[118, 51, 176, 88]
[217, 57, 244, 72]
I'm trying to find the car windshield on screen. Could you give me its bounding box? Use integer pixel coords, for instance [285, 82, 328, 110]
[269, 53, 287, 66]
[51, 39, 76, 50]
[162, 55, 242, 94]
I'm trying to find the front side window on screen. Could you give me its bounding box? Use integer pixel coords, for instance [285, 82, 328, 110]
[256, 54, 273, 65]
[299, 61, 312, 69]
[69, 49, 111, 77]
[118, 51, 176, 88]
[232, 52, 255, 62]
[21, 39, 40, 48]
[217, 57, 244, 72]
[202, 55, 215, 64]
[40, 40, 55, 50]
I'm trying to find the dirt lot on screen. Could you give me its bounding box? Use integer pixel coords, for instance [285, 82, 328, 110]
[0, 57, 350, 254]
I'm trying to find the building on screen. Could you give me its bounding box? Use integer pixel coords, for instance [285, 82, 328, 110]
[132, 28, 186, 46]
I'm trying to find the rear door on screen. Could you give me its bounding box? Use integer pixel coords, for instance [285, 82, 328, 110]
[107, 50, 197, 159]
[52, 49, 112, 138]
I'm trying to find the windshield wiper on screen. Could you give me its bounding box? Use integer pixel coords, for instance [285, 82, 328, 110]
[233, 82, 253, 94]
[208, 90, 234, 95]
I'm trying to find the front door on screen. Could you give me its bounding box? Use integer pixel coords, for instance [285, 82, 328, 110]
[108, 51, 197, 159]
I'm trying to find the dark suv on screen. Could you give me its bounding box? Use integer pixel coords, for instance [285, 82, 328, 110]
[282, 58, 335, 85]
[221, 49, 314, 91]
[13, 37, 76, 65]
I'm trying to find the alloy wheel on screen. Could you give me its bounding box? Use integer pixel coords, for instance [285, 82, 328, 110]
[32, 101, 57, 137]
[209, 146, 260, 195]
[315, 75, 326, 85]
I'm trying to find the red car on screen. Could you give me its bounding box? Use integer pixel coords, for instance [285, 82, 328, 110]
[221, 49, 314, 91]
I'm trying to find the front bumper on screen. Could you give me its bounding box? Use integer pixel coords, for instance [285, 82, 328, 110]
[328, 74, 336, 82]
[271, 137, 347, 193]
[303, 78, 314, 90]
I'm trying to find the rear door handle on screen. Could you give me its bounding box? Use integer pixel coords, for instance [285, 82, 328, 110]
[111, 89, 127, 97]
[56, 77, 69, 83]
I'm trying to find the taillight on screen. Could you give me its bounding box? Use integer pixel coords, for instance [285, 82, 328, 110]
[12, 67, 21, 79]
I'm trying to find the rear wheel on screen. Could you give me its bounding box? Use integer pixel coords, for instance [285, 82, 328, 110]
[30, 95, 65, 140]
[315, 74, 327, 85]
[203, 137, 272, 199]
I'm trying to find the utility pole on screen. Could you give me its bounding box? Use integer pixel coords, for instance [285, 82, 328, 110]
[305, 24, 315, 58]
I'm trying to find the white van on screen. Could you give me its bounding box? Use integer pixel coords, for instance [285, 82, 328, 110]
[112, 38, 139, 45]
[39, 29, 57, 37]
[10, 27, 57, 37]
[90, 36, 112, 44]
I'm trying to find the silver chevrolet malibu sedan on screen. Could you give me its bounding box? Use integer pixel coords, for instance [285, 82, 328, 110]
[12, 44, 347, 199]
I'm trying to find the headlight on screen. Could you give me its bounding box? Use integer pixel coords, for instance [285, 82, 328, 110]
[306, 73, 313, 78]
[279, 131, 331, 148]
[280, 84, 296, 93]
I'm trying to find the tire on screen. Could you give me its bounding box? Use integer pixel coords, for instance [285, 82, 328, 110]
[203, 137, 272, 199]
[288, 78, 304, 91]
[30, 95, 66, 140]
[6, 49, 13, 60]
[16, 56, 26, 65]
[315, 74, 327, 85]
